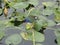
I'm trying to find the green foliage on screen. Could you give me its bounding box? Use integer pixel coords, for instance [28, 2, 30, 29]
[29, 8, 41, 16]
[9, 2, 28, 9]
[42, 2, 57, 7]
[28, 0, 39, 6]
[0, 31, 5, 40]
[34, 19, 47, 31]
[21, 30, 45, 42]
[0, 9, 2, 14]
[16, 12, 27, 21]
[42, 1, 60, 45]
[55, 31, 60, 45]
[0, 20, 7, 30]
[47, 20, 56, 27]
[54, 9, 60, 23]
[0, 0, 60, 45]
[5, 34, 22, 45]
[42, 7, 53, 16]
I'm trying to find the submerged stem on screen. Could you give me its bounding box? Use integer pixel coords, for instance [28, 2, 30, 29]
[32, 30, 35, 45]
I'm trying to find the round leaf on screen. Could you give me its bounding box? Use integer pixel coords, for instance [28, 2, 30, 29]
[42, 8, 53, 16]
[21, 30, 45, 42]
[5, 34, 22, 45]
[47, 20, 56, 27]
[9, 2, 28, 9]
[34, 19, 47, 31]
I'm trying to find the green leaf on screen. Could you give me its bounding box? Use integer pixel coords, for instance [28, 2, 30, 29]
[55, 31, 60, 37]
[42, 2, 57, 7]
[3, 19, 15, 27]
[5, 21, 14, 27]
[38, 15, 47, 20]
[29, 8, 41, 16]
[42, 8, 53, 16]
[5, 34, 22, 45]
[16, 12, 27, 21]
[33, 15, 48, 31]
[34, 19, 47, 31]
[0, 31, 5, 40]
[47, 20, 56, 27]
[0, 21, 7, 30]
[8, 0, 39, 6]
[0, 9, 2, 14]
[55, 31, 60, 45]
[57, 37, 60, 45]
[34, 31, 44, 42]
[28, 0, 39, 6]
[21, 30, 45, 42]
[54, 9, 60, 23]
[34, 20, 43, 31]
[9, 2, 28, 9]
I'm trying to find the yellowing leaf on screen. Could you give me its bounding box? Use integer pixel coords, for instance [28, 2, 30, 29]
[4, 0, 8, 3]
[54, 10, 60, 23]
[21, 32, 28, 40]
[21, 30, 45, 42]
[4, 7, 8, 17]
[14, 0, 17, 2]
[26, 23, 34, 30]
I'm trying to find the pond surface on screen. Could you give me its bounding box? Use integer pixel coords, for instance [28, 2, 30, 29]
[0, 0, 58, 45]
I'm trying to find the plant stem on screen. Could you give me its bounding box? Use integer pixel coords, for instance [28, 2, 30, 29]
[27, 8, 34, 17]
[32, 30, 35, 45]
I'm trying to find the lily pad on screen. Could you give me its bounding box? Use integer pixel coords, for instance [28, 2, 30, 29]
[5, 34, 22, 45]
[21, 30, 45, 42]
[42, 8, 53, 16]
[0, 31, 5, 40]
[9, 2, 28, 9]
[34, 19, 47, 31]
